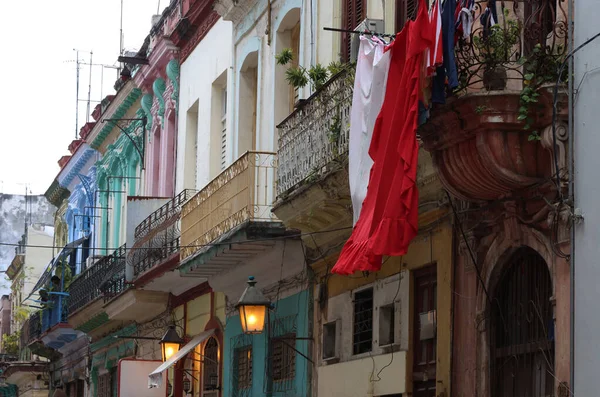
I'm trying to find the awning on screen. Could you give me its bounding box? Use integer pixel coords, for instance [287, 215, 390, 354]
[148, 329, 214, 388]
[28, 234, 90, 299]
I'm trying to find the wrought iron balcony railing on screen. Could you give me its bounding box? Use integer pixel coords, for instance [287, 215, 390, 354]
[454, 0, 567, 92]
[68, 244, 127, 314]
[181, 151, 277, 260]
[134, 189, 196, 239]
[276, 69, 353, 197]
[28, 311, 41, 343]
[130, 189, 195, 277]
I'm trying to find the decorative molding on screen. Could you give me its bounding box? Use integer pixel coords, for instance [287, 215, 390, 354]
[166, 59, 180, 102]
[90, 86, 143, 150]
[152, 77, 167, 123]
[141, 93, 154, 130]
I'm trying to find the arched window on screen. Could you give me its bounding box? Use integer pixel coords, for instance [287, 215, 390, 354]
[202, 337, 219, 396]
[491, 247, 554, 397]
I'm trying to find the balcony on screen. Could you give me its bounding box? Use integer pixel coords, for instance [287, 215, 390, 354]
[419, 1, 568, 217]
[129, 189, 196, 285]
[272, 69, 354, 254]
[67, 245, 127, 335]
[179, 151, 287, 278]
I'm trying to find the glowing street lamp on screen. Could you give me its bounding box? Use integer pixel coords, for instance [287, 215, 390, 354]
[159, 325, 184, 362]
[236, 276, 271, 334]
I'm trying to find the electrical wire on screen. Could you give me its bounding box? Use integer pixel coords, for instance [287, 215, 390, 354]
[0, 226, 354, 253]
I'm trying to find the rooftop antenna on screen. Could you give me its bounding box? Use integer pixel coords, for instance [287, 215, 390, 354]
[86, 51, 93, 123]
[74, 49, 80, 139]
[119, 0, 124, 75]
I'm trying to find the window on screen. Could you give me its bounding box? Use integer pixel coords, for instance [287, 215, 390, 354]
[322, 321, 338, 360]
[353, 288, 374, 355]
[221, 87, 227, 171]
[272, 334, 296, 381]
[97, 373, 111, 397]
[491, 248, 554, 397]
[396, 0, 419, 33]
[342, 0, 367, 61]
[289, 22, 301, 112]
[202, 337, 220, 393]
[235, 346, 252, 390]
[413, 265, 437, 397]
[379, 304, 395, 346]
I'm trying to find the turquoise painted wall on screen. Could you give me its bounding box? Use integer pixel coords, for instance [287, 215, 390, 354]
[223, 289, 311, 397]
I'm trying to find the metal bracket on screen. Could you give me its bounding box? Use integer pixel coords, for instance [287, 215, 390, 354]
[102, 117, 147, 169]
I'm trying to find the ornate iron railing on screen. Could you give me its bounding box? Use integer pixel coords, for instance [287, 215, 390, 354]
[455, 0, 567, 92]
[101, 245, 128, 302]
[28, 311, 41, 343]
[276, 69, 353, 196]
[134, 189, 197, 239]
[68, 244, 126, 314]
[181, 151, 277, 260]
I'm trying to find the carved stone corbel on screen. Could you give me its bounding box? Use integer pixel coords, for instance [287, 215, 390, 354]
[540, 121, 569, 189]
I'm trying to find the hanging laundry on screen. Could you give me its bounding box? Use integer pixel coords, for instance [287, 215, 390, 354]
[481, 0, 498, 39]
[426, 0, 443, 76]
[432, 0, 459, 104]
[455, 0, 475, 42]
[332, 0, 432, 275]
[349, 36, 392, 225]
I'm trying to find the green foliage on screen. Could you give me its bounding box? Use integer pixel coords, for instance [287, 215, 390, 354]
[2, 332, 19, 356]
[473, 16, 521, 68]
[518, 43, 565, 141]
[276, 48, 353, 92]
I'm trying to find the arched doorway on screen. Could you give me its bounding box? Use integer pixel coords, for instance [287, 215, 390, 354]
[490, 247, 554, 397]
[202, 337, 219, 396]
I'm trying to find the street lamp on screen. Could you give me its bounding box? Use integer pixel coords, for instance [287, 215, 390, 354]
[159, 325, 184, 362]
[236, 276, 271, 334]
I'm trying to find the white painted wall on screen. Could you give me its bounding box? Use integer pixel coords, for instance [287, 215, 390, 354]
[22, 225, 55, 303]
[176, 18, 233, 193]
[317, 351, 406, 396]
[574, 1, 600, 395]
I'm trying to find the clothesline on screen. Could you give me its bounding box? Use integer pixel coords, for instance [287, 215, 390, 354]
[323, 27, 396, 39]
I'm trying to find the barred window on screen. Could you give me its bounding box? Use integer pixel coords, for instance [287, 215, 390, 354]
[272, 333, 296, 382]
[353, 288, 374, 355]
[235, 346, 252, 390]
[97, 373, 111, 397]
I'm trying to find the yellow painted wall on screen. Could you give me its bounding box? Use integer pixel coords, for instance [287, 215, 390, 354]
[312, 214, 453, 397]
[186, 293, 211, 336]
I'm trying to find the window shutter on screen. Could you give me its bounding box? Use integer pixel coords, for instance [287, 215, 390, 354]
[396, 0, 420, 33]
[342, 0, 368, 62]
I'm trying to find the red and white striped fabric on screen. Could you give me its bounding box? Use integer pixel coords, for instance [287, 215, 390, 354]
[426, 0, 443, 76]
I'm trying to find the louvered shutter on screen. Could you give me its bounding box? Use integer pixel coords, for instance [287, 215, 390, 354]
[342, 0, 368, 62]
[396, 0, 420, 32]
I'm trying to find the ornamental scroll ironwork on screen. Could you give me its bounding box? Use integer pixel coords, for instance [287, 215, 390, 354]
[454, 0, 567, 91]
[130, 189, 197, 277]
[180, 151, 277, 260]
[276, 69, 353, 197]
[68, 244, 127, 314]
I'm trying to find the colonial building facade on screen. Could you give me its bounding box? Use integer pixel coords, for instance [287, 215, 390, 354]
[4, 0, 576, 397]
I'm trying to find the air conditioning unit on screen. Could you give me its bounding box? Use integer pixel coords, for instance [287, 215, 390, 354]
[350, 18, 385, 63]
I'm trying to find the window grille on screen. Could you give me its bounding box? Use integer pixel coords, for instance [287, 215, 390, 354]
[353, 288, 374, 355]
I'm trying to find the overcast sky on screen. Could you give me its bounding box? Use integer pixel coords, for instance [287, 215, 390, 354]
[0, 0, 169, 195]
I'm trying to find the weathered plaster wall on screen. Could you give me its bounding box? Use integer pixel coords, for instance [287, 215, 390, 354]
[313, 221, 453, 397]
[175, 18, 233, 193]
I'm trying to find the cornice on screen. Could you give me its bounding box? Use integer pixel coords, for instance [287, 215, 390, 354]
[171, 0, 219, 63]
[56, 143, 97, 190]
[213, 0, 257, 25]
[87, 82, 142, 151]
[45, 180, 71, 208]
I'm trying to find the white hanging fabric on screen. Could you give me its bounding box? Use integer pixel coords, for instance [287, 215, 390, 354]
[349, 36, 391, 225]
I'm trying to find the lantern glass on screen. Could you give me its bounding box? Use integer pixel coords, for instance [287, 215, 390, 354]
[239, 304, 267, 334]
[183, 376, 191, 393]
[159, 325, 184, 362]
[161, 342, 180, 362]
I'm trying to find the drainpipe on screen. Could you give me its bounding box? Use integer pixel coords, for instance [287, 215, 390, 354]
[568, 0, 575, 392]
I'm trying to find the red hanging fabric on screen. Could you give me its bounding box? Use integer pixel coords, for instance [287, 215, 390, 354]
[332, 1, 433, 275]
